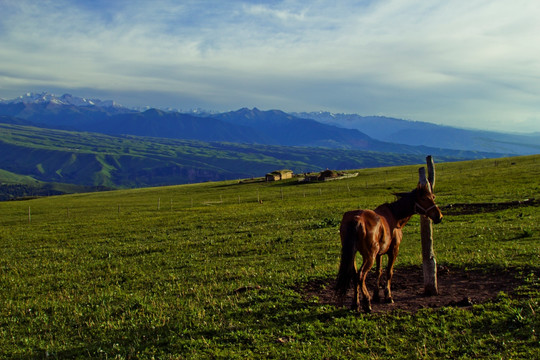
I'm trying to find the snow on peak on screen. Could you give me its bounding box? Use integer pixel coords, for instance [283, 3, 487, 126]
[0, 92, 123, 108]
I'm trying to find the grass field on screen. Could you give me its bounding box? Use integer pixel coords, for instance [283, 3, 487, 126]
[0, 155, 538, 358]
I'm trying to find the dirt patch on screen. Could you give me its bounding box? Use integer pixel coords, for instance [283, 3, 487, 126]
[302, 266, 523, 313]
[441, 198, 538, 215]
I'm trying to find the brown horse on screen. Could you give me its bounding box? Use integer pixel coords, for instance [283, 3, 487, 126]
[335, 182, 443, 313]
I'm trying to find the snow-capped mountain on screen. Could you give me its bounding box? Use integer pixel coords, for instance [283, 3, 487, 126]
[0, 92, 123, 108]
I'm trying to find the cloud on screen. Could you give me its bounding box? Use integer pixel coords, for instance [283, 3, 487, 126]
[1, 0, 540, 132]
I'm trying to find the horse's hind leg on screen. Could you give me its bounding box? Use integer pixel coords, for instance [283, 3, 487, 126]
[373, 254, 383, 303]
[351, 262, 360, 312]
[358, 254, 376, 312]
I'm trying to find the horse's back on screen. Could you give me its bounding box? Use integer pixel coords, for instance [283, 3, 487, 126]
[340, 209, 382, 240]
[341, 209, 388, 254]
[341, 209, 380, 228]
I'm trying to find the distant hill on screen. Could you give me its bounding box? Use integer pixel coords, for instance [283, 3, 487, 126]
[0, 122, 481, 199]
[295, 112, 540, 155]
[211, 107, 374, 148]
[0, 101, 132, 130]
[0, 167, 108, 201]
[83, 109, 263, 143]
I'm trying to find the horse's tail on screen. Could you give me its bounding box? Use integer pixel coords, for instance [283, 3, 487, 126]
[335, 217, 360, 298]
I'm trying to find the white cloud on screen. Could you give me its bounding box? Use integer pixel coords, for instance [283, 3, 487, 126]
[243, 3, 307, 22]
[1, 0, 540, 132]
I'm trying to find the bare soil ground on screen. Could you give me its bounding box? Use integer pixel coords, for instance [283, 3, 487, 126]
[302, 266, 523, 313]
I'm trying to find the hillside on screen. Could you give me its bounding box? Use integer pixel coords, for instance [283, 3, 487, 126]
[0, 123, 482, 199]
[0, 168, 105, 201]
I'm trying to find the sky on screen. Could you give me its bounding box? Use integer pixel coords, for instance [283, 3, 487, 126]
[1, 0, 539, 133]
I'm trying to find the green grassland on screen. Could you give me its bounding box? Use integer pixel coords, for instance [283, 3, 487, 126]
[0, 155, 538, 358]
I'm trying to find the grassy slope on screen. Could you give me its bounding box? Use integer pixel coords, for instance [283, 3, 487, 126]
[0, 168, 41, 185]
[0, 155, 538, 358]
[0, 168, 107, 201]
[0, 123, 490, 192]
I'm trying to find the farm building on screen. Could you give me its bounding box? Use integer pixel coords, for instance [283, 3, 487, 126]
[265, 169, 294, 181]
[319, 169, 339, 180]
[300, 170, 358, 182]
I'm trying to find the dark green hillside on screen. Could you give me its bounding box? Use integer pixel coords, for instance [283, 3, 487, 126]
[0, 124, 249, 188]
[0, 123, 479, 199]
[0, 168, 110, 201]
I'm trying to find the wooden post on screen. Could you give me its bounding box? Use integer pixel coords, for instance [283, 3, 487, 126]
[426, 155, 436, 192]
[420, 156, 438, 296]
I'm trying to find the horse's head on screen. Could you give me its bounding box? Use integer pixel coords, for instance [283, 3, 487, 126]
[413, 183, 443, 224]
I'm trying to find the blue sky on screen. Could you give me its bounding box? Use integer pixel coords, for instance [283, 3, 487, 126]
[1, 0, 539, 133]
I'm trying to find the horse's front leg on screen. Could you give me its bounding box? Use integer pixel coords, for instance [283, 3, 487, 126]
[373, 254, 382, 303]
[384, 246, 400, 304]
[351, 269, 361, 312]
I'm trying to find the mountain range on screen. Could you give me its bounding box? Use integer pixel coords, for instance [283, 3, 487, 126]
[3, 92, 538, 155]
[0, 92, 538, 199]
[295, 112, 540, 155]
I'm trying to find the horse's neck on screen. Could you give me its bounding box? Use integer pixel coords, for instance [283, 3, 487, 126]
[395, 215, 412, 229]
[377, 197, 415, 229]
